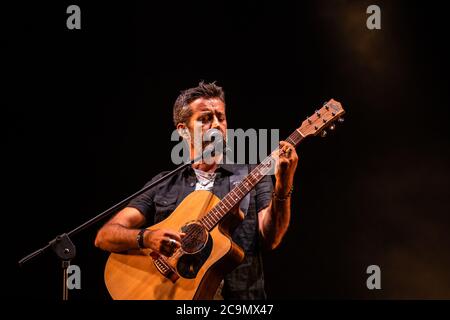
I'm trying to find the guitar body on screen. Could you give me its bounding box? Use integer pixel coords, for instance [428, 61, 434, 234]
[104, 190, 245, 300]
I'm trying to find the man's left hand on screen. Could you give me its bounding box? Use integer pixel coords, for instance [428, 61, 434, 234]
[274, 141, 298, 194]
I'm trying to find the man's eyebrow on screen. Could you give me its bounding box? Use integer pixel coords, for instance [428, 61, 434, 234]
[197, 109, 225, 117]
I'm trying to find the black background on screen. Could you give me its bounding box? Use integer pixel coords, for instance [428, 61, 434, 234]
[5, 0, 450, 301]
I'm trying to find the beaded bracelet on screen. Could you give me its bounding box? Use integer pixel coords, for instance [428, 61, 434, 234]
[272, 185, 294, 201]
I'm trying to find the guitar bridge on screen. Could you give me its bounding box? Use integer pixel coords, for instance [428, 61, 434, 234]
[150, 252, 179, 283]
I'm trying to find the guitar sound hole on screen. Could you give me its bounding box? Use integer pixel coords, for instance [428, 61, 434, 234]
[180, 221, 208, 254]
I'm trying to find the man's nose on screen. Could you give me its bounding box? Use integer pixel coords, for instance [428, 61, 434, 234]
[211, 116, 220, 129]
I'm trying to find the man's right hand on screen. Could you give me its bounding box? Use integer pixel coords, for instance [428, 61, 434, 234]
[144, 229, 185, 257]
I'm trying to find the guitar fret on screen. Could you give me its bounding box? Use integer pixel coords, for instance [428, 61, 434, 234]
[210, 209, 220, 220]
[208, 217, 215, 228]
[223, 196, 233, 209]
[207, 217, 215, 227]
[228, 193, 237, 206]
[202, 218, 211, 229]
[218, 203, 226, 213]
[237, 184, 247, 195]
[205, 213, 214, 226]
[210, 209, 220, 224]
[286, 130, 303, 147]
[202, 215, 211, 226]
[206, 215, 215, 228]
[208, 211, 216, 226]
[214, 209, 221, 220]
[199, 218, 207, 228]
[234, 187, 244, 198]
[285, 137, 295, 145]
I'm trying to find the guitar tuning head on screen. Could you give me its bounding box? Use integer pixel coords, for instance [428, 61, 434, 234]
[320, 130, 327, 138]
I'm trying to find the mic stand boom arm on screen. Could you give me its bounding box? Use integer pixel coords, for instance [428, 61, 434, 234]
[18, 151, 208, 300]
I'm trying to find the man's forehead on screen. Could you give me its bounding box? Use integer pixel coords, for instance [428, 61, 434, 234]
[190, 97, 225, 112]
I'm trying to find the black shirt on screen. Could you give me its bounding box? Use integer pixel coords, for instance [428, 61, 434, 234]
[127, 163, 274, 300]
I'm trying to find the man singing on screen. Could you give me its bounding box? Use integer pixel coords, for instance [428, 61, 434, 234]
[95, 81, 298, 299]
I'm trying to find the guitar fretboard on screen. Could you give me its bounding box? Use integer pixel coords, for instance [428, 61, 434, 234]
[199, 128, 304, 231]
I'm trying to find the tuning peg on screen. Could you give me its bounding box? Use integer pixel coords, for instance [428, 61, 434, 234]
[329, 124, 336, 131]
[338, 117, 344, 123]
[320, 130, 327, 138]
[323, 101, 329, 110]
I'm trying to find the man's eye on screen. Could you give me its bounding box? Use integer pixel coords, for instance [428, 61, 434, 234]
[202, 115, 213, 122]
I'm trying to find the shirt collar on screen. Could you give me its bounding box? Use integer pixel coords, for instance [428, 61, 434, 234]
[183, 163, 236, 177]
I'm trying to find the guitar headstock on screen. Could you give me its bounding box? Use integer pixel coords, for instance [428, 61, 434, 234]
[298, 99, 345, 138]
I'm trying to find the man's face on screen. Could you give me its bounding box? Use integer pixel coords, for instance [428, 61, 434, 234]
[179, 97, 227, 157]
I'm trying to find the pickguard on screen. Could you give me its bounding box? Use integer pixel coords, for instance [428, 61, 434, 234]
[176, 235, 213, 279]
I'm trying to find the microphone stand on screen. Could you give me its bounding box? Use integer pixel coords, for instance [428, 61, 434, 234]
[18, 147, 216, 300]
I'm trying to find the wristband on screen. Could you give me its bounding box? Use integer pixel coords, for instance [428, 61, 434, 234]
[136, 228, 148, 249]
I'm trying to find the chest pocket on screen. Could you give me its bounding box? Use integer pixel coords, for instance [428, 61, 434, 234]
[153, 194, 178, 224]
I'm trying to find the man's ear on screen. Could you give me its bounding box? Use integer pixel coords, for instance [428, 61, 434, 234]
[177, 123, 190, 139]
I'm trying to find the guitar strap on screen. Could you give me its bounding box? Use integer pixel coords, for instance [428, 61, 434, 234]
[229, 165, 250, 216]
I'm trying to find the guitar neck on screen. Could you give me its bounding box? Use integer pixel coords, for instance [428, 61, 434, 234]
[199, 129, 305, 231]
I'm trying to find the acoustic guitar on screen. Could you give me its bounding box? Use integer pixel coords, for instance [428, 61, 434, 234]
[104, 99, 345, 299]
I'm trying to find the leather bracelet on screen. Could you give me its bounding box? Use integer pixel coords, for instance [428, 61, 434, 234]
[272, 185, 294, 201]
[136, 228, 148, 249]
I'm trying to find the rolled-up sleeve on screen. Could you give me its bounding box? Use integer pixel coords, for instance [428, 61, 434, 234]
[127, 171, 168, 223]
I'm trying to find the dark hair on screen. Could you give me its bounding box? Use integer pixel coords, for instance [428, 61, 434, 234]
[173, 81, 225, 127]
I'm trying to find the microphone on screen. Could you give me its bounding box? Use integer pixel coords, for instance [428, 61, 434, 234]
[197, 129, 225, 164]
